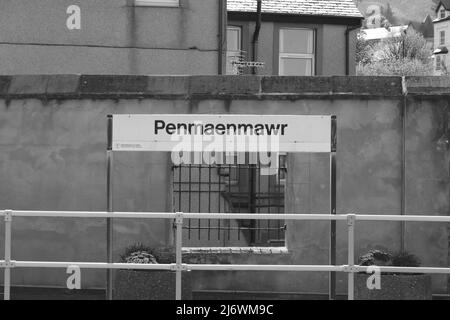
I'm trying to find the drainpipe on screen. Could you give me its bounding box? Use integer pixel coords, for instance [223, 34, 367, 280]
[252, 0, 262, 75]
[218, 0, 226, 75]
[345, 23, 362, 75]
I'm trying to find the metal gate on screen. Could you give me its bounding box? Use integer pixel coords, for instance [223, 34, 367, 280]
[172, 154, 287, 247]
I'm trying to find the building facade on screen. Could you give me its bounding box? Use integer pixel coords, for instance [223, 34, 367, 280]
[0, 0, 226, 75]
[226, 0, 363, 76]
[434, 0, 450, 74]
[0, 0, 364, 77]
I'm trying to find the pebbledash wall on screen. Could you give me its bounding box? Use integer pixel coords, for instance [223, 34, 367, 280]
[0, 75, 449, 297]
[0, 0, 224, 75]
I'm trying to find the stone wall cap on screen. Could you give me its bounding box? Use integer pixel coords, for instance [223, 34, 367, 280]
[0, 75, 446, 99]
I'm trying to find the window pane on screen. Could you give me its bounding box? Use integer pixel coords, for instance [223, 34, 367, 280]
[280, 29, 313, 54]
[227, 28, 241, 52]
[226, 27, 242, 75]
[280, 58, 312, 76]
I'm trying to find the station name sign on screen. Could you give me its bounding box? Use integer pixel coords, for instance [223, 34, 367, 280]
[112, 114, 333, 153]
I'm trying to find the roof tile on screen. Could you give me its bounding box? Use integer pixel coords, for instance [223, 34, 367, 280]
[227, 0, 363, 18]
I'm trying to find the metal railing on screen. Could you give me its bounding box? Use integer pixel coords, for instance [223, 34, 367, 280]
[1, 210, 450, 300]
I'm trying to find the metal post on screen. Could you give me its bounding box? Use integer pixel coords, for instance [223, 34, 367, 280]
[106, 115, 114, 300]
[4, 210, 12, 300]
[175, 212, 183, 300]
[400, 81, 407, 253]
[329, 116, 337, 300]
[248, 162, 257, 244]
[347, 214, 356, 301]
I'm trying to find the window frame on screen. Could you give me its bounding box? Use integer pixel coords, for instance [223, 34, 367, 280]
[134, 0, 179, 7]
[441, 30, 446, 46]
[226, 25, 243, 75]
[440, 9, 446, 19]
[436, 56, 442, 71]
[278, 27, 316, 76]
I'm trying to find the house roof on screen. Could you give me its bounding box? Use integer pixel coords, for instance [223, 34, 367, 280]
[360, 25, 409, 41]
[434, 15, 450, 23]
[409, 15, 434, 38]
[227, 0, 363, 19]
[436, 0, 450, 11]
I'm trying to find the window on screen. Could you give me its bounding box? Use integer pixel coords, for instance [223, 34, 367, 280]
[436, 56, 442, 70]
[226, 26, 242, 75]
[441, 30, 446, 46]
[279, 28, 315, 76]
[440, 9, 446, 19]
[134, 0, 179, 7]
[173, 157, 287, 247]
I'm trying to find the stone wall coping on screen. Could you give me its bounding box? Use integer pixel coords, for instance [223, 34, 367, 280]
[0, 75, 448, 100]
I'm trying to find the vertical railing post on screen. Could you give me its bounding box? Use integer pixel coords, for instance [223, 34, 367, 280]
[4, 210, 12, 301]
[347, 214, 356, 301]
[106, 115, 114, 301]
[175, 212, 183, 300]
[329, 115, 337, 300]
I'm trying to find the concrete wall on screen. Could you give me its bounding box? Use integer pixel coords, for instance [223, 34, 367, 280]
[227, 20, 358, 76]
[0, 75, 448, 295]
[0, 0, 220, 75]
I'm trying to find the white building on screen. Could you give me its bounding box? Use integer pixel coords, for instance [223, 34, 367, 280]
[361, 25, 410, 42]
[433, 0, 450, 75]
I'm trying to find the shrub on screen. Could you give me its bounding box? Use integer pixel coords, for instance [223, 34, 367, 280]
[121, 243, 158, 264]
[358, 250, 422, 275]
[120, 243, 175, 265]
[391, 252, 421, 268]
[359, 250, 392, 266]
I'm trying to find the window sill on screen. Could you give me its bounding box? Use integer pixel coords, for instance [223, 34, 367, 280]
[182, 247, 289, 255]
[134, 0, 179, 7]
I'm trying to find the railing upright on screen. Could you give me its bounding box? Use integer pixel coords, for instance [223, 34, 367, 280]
[175, 212, 183, 300]
[347, 214, 356, 301]
[4, 210, 12, 301]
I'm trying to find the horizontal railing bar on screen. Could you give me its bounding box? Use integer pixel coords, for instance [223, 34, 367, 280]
[186, 264, 343, 272]
[12, 261, 173, 270]
[354, 215, 450, 223]
[0, 211, 345, 221]
[1, 211, 450, 223]
[4, 211, 178, 219]
[354, 266, 450, 274]
[4, 261, 450, 275]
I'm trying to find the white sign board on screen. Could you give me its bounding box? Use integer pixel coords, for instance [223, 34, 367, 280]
[112, 114, 333, 153]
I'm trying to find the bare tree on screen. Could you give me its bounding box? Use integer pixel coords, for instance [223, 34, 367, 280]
[357, 29, 433, 76]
